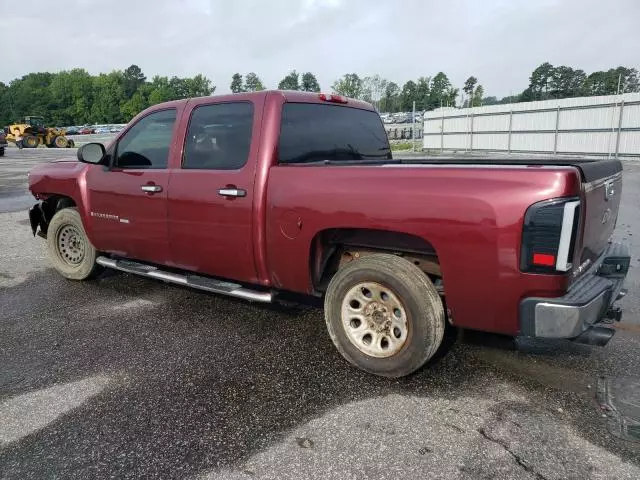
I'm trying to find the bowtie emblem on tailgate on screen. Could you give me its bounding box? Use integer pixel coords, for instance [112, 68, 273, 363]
[604, 180, 615, 200]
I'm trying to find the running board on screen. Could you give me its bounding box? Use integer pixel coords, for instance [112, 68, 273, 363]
[96, 256, 272, 303]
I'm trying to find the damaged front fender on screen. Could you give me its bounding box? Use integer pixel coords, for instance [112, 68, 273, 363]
[28, 203, 46, 238]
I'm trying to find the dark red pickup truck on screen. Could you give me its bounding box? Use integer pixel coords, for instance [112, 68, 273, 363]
[28, 90, 630, 377]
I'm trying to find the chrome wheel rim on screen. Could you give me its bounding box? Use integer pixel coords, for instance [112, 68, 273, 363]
[341, 282, 409, 358]
[57, 225, 85, 265]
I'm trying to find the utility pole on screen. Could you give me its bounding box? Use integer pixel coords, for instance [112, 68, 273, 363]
[616, 74, 622, 95]
[412, 100, 416, 152]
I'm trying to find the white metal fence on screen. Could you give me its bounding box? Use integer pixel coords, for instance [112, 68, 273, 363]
[423, 93, 640, 158]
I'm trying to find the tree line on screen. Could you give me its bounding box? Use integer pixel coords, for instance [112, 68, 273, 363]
[0, 65, 214, 127]
[1, 62, 637, 126]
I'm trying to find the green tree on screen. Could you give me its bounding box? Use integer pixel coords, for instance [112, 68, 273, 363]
[301, 72, 320, 92]
[230, 73, 244, 93]
[147, 75, 174, 105]
[183, 74, 214, 97]
[604, 66, 640, 94]
[472, 85, 483, 107]
[415, 76, 430, 110]
[528, 62, 555, 100]
[463, 76, 477, 107]
[244, 72, 265, 92]
[278, 70, 300, 90]
[332, 73, 363, 98]
[91, 71, 125, 123]
[361, 75, 388, 109]
[7, 73, 54, 122]
[427, 72, 451, 109]
[120, 91, 148, 121]
[122, 64, 146, 98]
[400, 80, 417, 111]
[380, 81, 400, 112]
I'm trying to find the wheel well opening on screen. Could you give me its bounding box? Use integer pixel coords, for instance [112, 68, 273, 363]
[310, 228, 443, 295]
[38, 195, 76, 236]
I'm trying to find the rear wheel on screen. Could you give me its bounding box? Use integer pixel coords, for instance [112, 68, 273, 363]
[324, 253, 445, 377]
[0, 147, 4, 157]
[22, 134, 38, 148]
[46, 207, 103, 280]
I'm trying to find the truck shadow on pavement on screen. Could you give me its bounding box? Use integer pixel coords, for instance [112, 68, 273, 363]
[1, 269, 639, 479]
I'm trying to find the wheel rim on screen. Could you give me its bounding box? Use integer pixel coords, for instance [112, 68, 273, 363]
[55, 137, 67, 148]
[341, 282, 409, 358]
[25, 136, 37, 147]
[57, 224, 86, 265]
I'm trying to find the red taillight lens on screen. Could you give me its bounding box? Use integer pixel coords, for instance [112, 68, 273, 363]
[319, 93, 348, 104]
[532, 253, 556, 266]
[520, 197, 580, 274]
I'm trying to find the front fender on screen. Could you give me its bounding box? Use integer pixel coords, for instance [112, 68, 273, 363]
[28, 160, 91, 238]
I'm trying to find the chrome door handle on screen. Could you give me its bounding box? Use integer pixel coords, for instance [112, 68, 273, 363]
[141, 185, 163, 193]
[218, 188, 246, 198]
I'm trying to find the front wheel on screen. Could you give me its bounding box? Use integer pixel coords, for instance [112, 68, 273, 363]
[324, 254, 445, 377]
[22, 134, 39, 148]
[52, 135, 68, 148]
[46, 207, 103, 280]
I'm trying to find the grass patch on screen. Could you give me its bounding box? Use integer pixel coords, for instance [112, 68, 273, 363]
[390, 142, 416, 151]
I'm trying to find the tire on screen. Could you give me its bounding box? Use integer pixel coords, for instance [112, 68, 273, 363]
[46, 207, 103, 280]
[324, 253, 445, 378]
[22, 134, 38, 148]
[0, 147, 4, 157]
[52, 135, 68, 148]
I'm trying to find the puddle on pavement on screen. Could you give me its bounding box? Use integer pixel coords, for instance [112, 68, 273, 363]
[597, 376, 640, 442]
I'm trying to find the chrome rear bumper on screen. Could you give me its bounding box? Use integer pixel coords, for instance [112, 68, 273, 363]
[519, 242, 629, 344]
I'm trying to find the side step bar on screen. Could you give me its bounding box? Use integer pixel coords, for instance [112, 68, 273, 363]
[96, 256, 272, 303]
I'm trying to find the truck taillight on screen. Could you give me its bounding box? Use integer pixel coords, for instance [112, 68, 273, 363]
[319, 93, 348, 104]
[520, 197, 581, 274]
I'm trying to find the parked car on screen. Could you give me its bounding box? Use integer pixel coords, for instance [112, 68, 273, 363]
[94, 126, 111, 134]
[27, 90, 629, 378]
[65, 126, 79, 135]
[78, 127, 95, 135]
[393, 113, 410, 124]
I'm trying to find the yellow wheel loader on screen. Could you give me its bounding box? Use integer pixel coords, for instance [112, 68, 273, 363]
[4, 116, 75, 149]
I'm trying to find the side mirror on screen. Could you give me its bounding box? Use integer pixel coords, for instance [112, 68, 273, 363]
[77, 143, 105, 164]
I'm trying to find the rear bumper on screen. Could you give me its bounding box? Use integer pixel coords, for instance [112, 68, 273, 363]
[520, 242, 629, 342]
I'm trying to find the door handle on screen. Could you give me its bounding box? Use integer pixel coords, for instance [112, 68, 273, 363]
[141, 185, 163, 193]
[218, 187, 246, 198]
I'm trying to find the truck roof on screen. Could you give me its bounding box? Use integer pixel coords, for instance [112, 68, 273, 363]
[144, 90, 376, 113]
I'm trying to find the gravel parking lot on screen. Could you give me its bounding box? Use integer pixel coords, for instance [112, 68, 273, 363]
[1, 147, 640, 479]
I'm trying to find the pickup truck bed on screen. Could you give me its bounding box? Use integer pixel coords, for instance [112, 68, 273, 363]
[27, 90, 630, 377]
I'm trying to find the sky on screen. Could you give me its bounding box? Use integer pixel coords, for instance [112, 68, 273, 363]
[1, 0, 639, 98]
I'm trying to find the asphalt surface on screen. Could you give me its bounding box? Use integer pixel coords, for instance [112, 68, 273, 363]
[1, 148, 640, 479]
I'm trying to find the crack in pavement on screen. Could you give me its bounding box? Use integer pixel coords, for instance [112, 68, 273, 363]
[477, 427, 547, 480]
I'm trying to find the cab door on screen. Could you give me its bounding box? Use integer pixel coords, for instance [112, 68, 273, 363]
[85, 108, 178, 264]
[167, 100, 260, 283]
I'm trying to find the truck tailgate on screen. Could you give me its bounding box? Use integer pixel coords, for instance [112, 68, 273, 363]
[576, 159, 623, 269]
